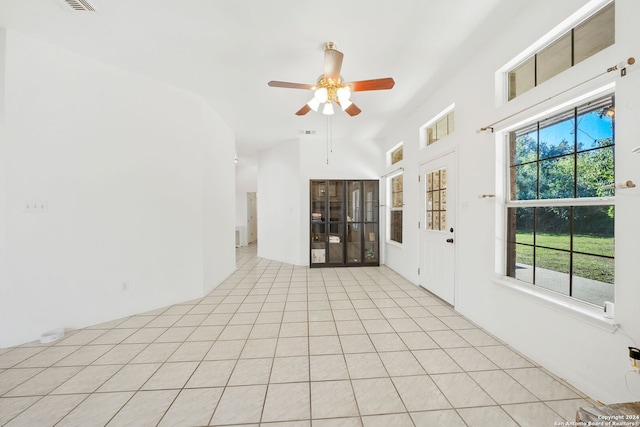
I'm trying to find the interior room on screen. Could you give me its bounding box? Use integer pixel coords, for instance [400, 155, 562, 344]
[1, 0, 639, 425]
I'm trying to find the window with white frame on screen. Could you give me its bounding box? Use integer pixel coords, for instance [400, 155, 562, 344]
[507, 1, 614, 101]
[388, 142, 404, 167]
[390, 145, 403, 165]
[420, 104, 455, 149]
[505, 93, 615, 307]
[427, 111, 454, 145]
[388, 172, 403, 244]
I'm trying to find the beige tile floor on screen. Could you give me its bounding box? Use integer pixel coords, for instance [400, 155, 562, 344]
[0, 245, 596, 426]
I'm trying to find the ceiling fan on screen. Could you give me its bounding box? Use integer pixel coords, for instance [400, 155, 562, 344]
[268, 42, 395, 117]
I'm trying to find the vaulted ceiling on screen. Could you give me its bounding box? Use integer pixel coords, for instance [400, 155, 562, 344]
[0, 0, 534, 158]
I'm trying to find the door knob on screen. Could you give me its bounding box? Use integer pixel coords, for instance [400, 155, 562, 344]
[446, 238, 454, 243]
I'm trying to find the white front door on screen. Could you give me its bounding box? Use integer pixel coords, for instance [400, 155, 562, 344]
[419, 152, 456, 305]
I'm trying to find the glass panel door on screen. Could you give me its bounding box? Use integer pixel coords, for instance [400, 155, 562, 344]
[346, 223, 362, 264]
[310, 181, 327, 264]
[310, 179, 378, 267]
[363, 180, 379, 264]
[363, 223, 379, 263]
[364, 181, 379, 223]
[347, 181, 361, 222]
[347, 181, 362, 264]
[328, 182, 345, 264]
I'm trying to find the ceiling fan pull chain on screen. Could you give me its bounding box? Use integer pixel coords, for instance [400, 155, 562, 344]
[330, 115, 333, 154]
[326, 116, 330, 165]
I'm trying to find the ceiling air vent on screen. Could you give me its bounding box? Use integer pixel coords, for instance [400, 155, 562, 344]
[299, 130, 316, 135]
[59, 0, 96, 11]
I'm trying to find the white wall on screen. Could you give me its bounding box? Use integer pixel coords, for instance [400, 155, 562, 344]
[0, 29, 8, 348]
[257, 136, 380, 266]
[0, 30, 236, 347]
[0, 28, 4, 123]
[257, 140, 302, 264]
[380, 0, 640, 403]
[201, 101, 237, 294]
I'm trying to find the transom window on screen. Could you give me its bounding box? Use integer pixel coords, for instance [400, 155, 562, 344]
[387, 142, 403, 167]
[427, 111, 455, 145]
[506, 94, 615, 307]
[391, 145, 403, 165]
[508, 2, 614, 101]
[420, 104, 455, 149]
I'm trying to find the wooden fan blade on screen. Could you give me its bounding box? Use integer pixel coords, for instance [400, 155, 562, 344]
[344, 102, 361, 116]
[295, 104, 312, 116]
[268, 81, 314, 90]
[324, 48, 344, 82]
[348, 77, 395, 92]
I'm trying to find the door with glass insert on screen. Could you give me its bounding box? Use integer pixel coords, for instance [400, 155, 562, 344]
[419, 152, 456, 304]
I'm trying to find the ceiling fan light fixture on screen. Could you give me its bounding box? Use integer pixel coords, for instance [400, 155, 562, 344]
[307, 97, 321, 111]
[314, 87, 328, 103]
[337, 87, 351, 103]
[267, 42, 394, 117]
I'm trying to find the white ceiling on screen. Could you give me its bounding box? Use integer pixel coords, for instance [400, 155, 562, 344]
[0, 0, 534, 158]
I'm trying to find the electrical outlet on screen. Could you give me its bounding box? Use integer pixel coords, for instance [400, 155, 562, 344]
[121, 282, 129, 292]
[23, 201, 48, 213]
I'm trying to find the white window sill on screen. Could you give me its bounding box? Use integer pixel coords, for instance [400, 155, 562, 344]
[386, 240, 403, 249]
[491, 276, 617, 332]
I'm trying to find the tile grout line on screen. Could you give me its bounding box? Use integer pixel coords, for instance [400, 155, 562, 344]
[0, 245, 596, 426]
[258, 261, 291, 424]
[343, 271, 417, 426]
[218, 257, 280, 426]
